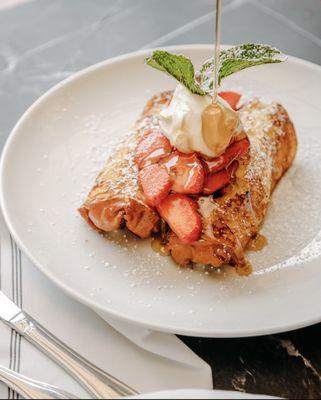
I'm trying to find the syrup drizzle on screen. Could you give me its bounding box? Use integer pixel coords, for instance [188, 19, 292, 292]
[212, 0, 222, 104]
[151, 237, 170, 256]
[247, 233, 268, 252]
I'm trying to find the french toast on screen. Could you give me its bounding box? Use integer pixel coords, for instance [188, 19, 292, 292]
[78, 92, 172, 238]
[79, 91, 297, 275]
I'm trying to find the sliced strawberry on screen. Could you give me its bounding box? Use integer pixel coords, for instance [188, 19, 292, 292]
[219, 91, 242, 110]
[205, 138, 249, 174]
[203, 161, 238, 195]
[162, 151, 205, 194]
[158, 194, 202, 244]
[135, 130, 172, 168]
[138, 164, 171, 207]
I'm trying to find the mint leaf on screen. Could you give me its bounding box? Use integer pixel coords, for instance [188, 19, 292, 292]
[146, 50, 206, 95]
[199, 43, 286, 92]
[146, 45, 286, 96]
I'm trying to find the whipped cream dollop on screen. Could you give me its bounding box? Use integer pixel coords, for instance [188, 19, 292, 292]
[160, 84, 243, 158]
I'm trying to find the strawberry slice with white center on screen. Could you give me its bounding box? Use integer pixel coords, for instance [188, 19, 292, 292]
[139, 164, 171, 207]
[219, 91, 242, 110]
[205, 138, 249, 174]
[135, 129, 172, 168]
[157, 194, 202, 244]
[162, 151, 205, 194]
[203, 161, 238, 195]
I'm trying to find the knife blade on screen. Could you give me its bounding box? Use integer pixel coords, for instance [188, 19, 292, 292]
[0, 290, 21, 322]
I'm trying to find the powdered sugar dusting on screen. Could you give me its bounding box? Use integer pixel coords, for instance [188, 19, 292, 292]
[198, 197, 218, 238]
[250, 132, 321, 273]
[240, 99, 280, 202]
[96, 129, 139, 197]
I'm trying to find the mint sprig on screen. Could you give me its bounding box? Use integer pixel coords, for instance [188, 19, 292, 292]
[146, 50, 206, 95]
[146, 44, 286, 96]
[199, 43, 286, 92]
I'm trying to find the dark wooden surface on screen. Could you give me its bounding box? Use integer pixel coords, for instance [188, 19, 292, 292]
[1, 1, 321, 398]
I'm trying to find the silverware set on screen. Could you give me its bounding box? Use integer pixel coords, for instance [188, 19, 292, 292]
[0, 290, 138, 399]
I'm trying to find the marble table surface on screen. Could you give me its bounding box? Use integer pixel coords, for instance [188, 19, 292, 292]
[0, 0, 321, 398]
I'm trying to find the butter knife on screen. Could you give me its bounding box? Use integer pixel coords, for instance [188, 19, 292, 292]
[0, 290, 138, 399]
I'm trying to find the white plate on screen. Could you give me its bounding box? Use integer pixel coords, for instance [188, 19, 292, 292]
[1, 45, 321, 337]
[130, 389, 277, 399]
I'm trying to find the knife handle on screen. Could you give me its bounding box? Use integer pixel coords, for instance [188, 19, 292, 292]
[8, 312, 138, 399]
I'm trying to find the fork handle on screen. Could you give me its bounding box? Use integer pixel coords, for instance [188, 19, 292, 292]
[7, 311, 137, 399]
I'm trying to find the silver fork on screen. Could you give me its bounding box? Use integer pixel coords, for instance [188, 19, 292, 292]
[0, 365, 77, 399]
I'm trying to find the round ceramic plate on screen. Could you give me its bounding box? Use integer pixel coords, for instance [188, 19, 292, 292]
[1, 45, 321, 337]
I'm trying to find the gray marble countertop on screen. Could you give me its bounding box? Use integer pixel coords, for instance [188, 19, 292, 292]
[0, 1, 321, 398]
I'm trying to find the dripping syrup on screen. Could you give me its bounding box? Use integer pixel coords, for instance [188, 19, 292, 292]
[247, 233, 268, 252]
[151, 237, 170, 256]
